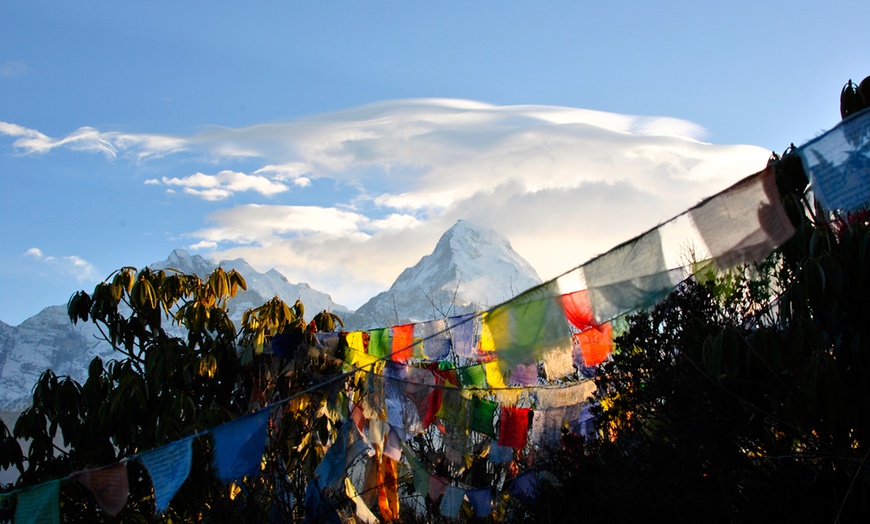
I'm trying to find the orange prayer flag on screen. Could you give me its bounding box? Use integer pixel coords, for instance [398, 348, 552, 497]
[574, 322, 613, 367]
[391, 324, 415, 362]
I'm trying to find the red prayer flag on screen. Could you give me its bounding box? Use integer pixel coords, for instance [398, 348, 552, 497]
[77, 463, 130, 517]
[391, 324, 415, 362]
[561, 290, 597, 331]
[498, 406, 532, 449]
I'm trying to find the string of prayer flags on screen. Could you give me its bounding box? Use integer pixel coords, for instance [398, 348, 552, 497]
[466, 487, 495, 518]
[138, 437, 194, 514]
[367, 327, 391, 358]
[448, 313, 477, 359]
[14, 479, 60, 524]
[690, 165, 795, 269]
[418, 318, 451, 360]
[470, 396, 498, 438]
[440, 484, 466, 519]
[798, 107, 870, 213]
[212, 409, 270, 483]
[76, 463, 129, 517]
[391, 324, 415, 362]
[499, 406, 532, 449]
[584, 229, 677, 324]
[574, 323, 614, 367]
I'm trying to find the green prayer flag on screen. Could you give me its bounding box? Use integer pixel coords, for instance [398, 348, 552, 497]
[470, 396, 498, 437]
[368, 328, 391, 358]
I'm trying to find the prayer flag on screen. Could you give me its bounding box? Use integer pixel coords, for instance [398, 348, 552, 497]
[212, 409, 270, 482]
[448, 314, 477, 359]
[484, 360, 506, 389]
[76, 462, 129, 517]
[139, 437, 194, 514]
[457, 363, 487, 389]
[429, 475, 447, 502]
[506, 362, 538, 386]
[542, 344, 574, 380]
[344, 477, 379, 524]
[798, 107, 870, 213]
[489, 443, 514, 464]
[368, 328, 391, 358]
[499, 406, 532, 449]
[15, 480, 60, 524]
[466, 487, 494, 518]
[418, 318, 451, 360]
[560, 290, 597, 331]
[440, 484, 466, 518]
[378, 455, 400, 521]
[391, 324, 415, 362]
[574, 323, 613, 367]
[485, 281, 572, 368]
[510, 471, 539, 501]
[690, 166, 795, 268]
[584, 229, 676, 323]
[470, 396, 498, 437]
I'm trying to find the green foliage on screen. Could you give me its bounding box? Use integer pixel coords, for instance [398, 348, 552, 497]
[0, 266, 346, 522]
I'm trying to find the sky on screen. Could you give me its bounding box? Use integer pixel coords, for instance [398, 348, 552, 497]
[1, 1, 868, 326]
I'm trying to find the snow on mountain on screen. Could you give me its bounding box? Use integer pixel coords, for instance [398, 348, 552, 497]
[150, 249, 350, 324]
[0, 250, 348, 411]
[346, 220, 542, 329]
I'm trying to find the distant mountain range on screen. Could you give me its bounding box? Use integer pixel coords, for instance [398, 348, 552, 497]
[0, 220, 540, 410]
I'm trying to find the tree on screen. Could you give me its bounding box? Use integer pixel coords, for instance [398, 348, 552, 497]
[0, 265, 346, 522]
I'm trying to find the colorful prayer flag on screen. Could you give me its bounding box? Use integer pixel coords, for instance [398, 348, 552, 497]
[499, 406, 532, 449]
[584, 229, 676, 323]
[798, 107, 870, 214]
[15, 479, 60, 524]
[138, 437, 194, 514]
[76, 462, 129, 517]
[212, 408, 270, 482]
[690, 166, 795, 268]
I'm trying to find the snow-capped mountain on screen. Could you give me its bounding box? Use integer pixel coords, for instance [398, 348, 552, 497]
[150, 249, 350, 324]
[345, 220, 542, 329]
[0, 250, 348, 411]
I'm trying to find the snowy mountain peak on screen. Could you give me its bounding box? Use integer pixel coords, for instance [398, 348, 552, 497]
[347, 220, 541, 329]
[154, 249, 215, 277]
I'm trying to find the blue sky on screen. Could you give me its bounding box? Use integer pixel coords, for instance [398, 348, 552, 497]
[1, 1, 867, 325]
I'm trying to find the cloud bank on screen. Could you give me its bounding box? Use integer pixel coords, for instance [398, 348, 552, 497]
[2, 99, 771, 309]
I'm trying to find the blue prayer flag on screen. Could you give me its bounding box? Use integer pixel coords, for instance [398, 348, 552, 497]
[212, 409, 270, 482]
[139, 437, 193, 513]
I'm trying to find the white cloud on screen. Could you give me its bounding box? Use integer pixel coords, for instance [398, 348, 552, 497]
[0, 60, 28, 78]
[188, 240, 218, 251]
[3, 100, 772, 310]
[157, 170, 290, 200]
[22, 248, 99, 283]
